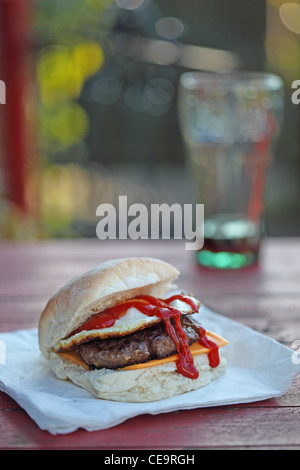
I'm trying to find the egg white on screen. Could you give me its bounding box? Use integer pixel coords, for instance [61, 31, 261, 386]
[55, 295, 199, 352]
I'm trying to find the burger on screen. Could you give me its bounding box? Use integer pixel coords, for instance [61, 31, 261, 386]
[38, 257, 228, 402]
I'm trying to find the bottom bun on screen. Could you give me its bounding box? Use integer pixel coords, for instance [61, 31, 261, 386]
[48, 352, 227, 402]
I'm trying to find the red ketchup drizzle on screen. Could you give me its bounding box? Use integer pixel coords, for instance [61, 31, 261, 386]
[71, 299, 149, 332]
[198, 326, 220, 368]
[137, 295, 199, 379]
[72, 294, 220, 379]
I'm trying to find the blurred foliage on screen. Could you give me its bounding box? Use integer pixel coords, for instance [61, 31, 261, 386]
[38, 163, 92, 237]
[29, 0, 117, 237]
[0, 0, 119, 239]
[34, 0, 115, 157]
[34, 0, 116, 45]
[37, 42, 104, 152]
[0, 200, 43, 239]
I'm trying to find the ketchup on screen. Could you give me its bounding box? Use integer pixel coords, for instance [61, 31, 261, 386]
[71, 294, 220, 379]
[198, 326, 220, 368]
[137, 295, 199, 379]
[72, 299, 149, 332]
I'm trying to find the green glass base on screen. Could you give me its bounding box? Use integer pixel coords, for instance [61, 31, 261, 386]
[197, 249, 258, 269]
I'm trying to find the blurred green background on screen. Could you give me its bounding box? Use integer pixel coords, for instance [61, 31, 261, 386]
[0, 0, 299, 239]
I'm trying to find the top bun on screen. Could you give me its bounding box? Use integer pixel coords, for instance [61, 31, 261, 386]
[38, 257, 179, 357]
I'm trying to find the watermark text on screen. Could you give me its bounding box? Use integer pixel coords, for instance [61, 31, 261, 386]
[0, 80, 5, 104]
[291, 339, 300, 365]
[291, 80, 300, 104]
[0, 340, 6, 365]
[96, 196, 204, 250]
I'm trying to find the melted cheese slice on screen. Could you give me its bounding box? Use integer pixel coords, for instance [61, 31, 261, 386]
[58, 331, 228, 372]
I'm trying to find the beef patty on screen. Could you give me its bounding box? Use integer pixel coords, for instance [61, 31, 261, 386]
[79, 315, 201, 370]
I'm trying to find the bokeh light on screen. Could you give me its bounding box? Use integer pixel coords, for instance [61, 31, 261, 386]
[42, 103, 89, 147]
[115, 0, 145, 11]
[37, 42, 104, 106]
[90, 69, 123, 105]
[155, 17, 185, 40]
[279, 2, 300, 34]
[36, 41, 104, 152]
[266, 32, 300, 71]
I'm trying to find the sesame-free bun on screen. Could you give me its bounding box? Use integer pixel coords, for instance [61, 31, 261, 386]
[48, 348, 227, 403]
[38, 257, 179, 358]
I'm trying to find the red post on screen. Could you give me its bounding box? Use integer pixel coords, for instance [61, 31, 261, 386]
[0, 0, 32, 212]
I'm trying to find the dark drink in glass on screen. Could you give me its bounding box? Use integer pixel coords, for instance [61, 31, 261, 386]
[198, 214, 260, 269]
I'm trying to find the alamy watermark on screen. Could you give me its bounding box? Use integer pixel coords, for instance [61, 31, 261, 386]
[0, 80, 5, 104]
[0, 340, 6, 365]
[95, 196, 204, 250]
[291, 340, 300, 365]
[291, 80, 300, 105]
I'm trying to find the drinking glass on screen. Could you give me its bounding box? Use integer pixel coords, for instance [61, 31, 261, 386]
[178, 71, 283, 269]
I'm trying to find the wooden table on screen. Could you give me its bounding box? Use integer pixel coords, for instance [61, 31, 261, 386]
[0, 238, 300, 450]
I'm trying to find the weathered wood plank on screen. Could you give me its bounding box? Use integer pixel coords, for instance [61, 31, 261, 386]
[1, 405, 300, 449]
[0, 239, 299, 297]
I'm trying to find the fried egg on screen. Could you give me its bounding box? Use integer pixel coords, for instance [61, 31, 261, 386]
[55, 295, 200, 352]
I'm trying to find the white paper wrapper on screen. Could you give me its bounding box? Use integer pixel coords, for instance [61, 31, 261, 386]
[0, 305, 299, 435]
